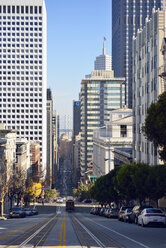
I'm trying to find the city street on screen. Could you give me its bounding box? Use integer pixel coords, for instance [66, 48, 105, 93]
[0, 204, 165, 247]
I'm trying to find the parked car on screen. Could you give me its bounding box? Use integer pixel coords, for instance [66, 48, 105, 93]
[104, 208, 110, 218]
[118, 206, 130, 221]
[24, 208, 33, 216]
[9, 207, 26, 218]
[122, 208, 133, 222]
[130, 205, 153, 224]
[99, 207, 107, 216]
[108, 208, 119, 218]
[31, 206, 38, 215]
[83, 199, 92, 203]
[56, 198, 63, 203]
[94, 207, 101, 215]
[138, 208, 166, 227]
[103, 208, 109, 217]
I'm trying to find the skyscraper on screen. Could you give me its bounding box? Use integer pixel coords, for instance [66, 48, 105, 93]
[0, 0, 47, 171]
[112, 0, 163, 108]
[133, 9, 165, 165]
[73, 100, 81, 142]
[94, 41, 112, 71]
[80, 70, 125, 181]
[47, 88, 53, 187]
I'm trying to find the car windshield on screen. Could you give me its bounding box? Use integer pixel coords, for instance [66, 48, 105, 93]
[146, 209, 163, 213]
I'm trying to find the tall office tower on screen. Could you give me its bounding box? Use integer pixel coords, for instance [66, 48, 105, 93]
[133, 9, 165, 165]
[52, 110, 59, 187]
[73, 100, 81, 142]
[112, 0, 163, 108]
[80, 70, 125, 182]
[0, 0, 47, 172]
[72, 100, 81, 185]
[47, 88, 53, 187]
[94, 41, 112, 71]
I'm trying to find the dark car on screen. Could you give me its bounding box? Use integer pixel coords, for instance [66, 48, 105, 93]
[31, 206, 38, 215]
[24, 208, 33, 216]
[95, 207, 102, 215]
[9, 207, 26, 218]
[129, 205, 153, 224]
[84, 199, 92, 203]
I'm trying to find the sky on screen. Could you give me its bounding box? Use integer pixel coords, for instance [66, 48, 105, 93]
[46, 0, 112, 123]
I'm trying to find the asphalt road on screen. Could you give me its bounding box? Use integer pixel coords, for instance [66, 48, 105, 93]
[0, 204, 165, 248]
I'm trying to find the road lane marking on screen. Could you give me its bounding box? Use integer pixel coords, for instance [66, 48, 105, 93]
[74, 217, 106, 248]
[63, 213, 66, 248]
[58, 213, 66, 248]
[18, 216, 57, 248]
[0, 223, 35, 241]
[87, 218, 150, 248]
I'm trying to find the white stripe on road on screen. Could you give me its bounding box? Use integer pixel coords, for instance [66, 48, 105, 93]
[74, 217, 106, 248]
[87, 218, 150, 248]
[18, 215, 57, 248]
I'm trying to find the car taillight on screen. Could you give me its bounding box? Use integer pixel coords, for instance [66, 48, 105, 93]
[145, 214, 150, 217]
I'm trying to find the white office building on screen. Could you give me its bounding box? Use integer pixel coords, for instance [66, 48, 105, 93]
[94, 42, 112, 71]
[93, 108, 133, 177]
[0, 0, 47, 171]
[133, 9, 165, 164]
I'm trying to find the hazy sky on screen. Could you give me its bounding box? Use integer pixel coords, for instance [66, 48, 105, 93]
[46, 0, 112, 119]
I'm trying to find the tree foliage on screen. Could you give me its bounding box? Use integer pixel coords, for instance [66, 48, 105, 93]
[142, 91, 166, 162]
[88, 163, 166, 207]
[44, 189, 58, 200]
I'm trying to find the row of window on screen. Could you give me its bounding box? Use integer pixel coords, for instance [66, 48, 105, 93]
[0, 60, 42, 64]
[0, 104, 42, 108]
[3, 119, 42, 124]
[0, 6, 42, 15]
[0, 22, 42, 27]
[0, 27, 42, 31]
[0, 16, 42, 20]
[0, 98, 42, 102]
[1, 114, 42, 118]
[0, 34, 42, 38]
[0, 44, 42, 48]
[0, 71, 42, 74]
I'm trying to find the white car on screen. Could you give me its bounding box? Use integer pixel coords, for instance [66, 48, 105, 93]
[56, 198, 63, 203]
[138, 208, 166, 227]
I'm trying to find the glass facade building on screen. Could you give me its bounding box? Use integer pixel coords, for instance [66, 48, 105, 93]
[80, 71, 125, 179]
[112, 0, 163, 108]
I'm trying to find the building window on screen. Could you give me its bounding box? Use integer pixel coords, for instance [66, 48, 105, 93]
[8, 6, 11, 13]
[21, 6, 24, 14]
[12, 6, 15, 13]
[39, 6, 42, 14]
[120, 125, 127, 137]
[30, 6, 33, 14]
[3, 6, 6, 14]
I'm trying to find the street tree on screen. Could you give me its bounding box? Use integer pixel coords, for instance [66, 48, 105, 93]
[44, 189, 58, 201]
[146, 165, 166, 207]
[142, 91, 166, 162]
[116, 163, 137, 204]
[132, 163, 150, 205]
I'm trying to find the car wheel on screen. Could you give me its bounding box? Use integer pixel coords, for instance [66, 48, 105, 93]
[141, 220, 146, 227]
